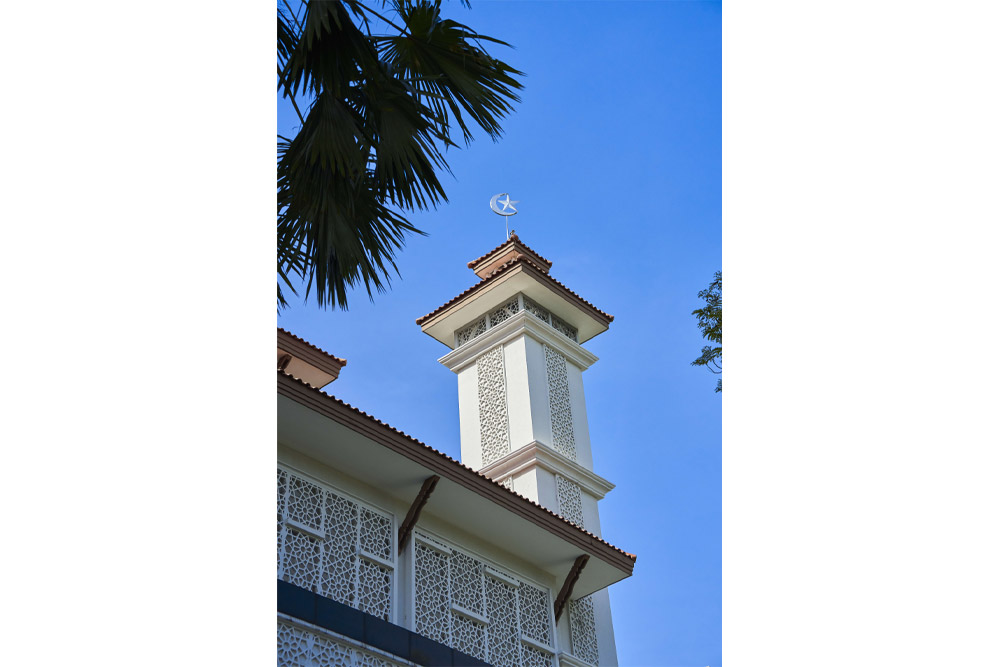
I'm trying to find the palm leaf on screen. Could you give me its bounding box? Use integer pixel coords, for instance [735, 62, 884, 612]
[277, 0, 523, 309]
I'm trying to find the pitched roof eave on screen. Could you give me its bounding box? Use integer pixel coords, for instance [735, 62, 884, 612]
[277, 371, 636, 575]
[415, 256, 614, 328]
[277, 328, 347, 379]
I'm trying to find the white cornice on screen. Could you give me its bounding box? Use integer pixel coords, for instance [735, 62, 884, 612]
[478, 441, 615, 500]
[438, 311, 599, 373]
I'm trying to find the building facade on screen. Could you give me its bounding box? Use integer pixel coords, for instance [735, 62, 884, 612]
[278, 237, 634, 667]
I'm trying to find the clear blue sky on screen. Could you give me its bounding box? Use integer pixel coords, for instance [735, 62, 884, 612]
[278, 2, 721, 665]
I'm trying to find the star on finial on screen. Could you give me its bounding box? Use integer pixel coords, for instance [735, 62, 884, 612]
[490, 193, 519, 216]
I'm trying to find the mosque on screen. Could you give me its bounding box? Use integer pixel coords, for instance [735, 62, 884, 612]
[277, 233, 636, 666]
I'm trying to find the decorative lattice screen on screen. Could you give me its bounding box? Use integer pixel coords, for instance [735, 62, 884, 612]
[524, 296, 578, 342]
[544, 345, 577, 461]
[413, 534, 555, 667]
[477, 345, 510, 466]
[556, 475, 585, 528]
[278, 619, 402, 667]
[277, 468, 394, 622]
[569, 595, 600, 665]
[455, 294, 579, 348]
[489, 296, 521, 327]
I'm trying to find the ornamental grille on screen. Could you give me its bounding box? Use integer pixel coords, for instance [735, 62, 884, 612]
[569, 595, 600, 665]
[523, 296, 550, 321]
[452, 614, 487, 661]
[277, 619, 401, 667]
[477, 345, 510, 466]
[518, 581, 552, 647]
[523, 645, 555, 667]
[486, 576, 520, 667]
[413, 542, 450, 644]
[277, 468, 394, 622]
[450, 551, 485, 615]
[454, 294, 579, 348]
[413, 534, 555, 667]
[550, 314, 577, 341]
[456, 315, 488, 347]
[523, 296, 578, 342]
[544, 345, 577, 461]
[556, 475, 585, 528]
[490, 297, 520, 327]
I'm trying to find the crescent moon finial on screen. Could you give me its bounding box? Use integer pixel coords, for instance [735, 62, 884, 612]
[489, 193, 519, 216]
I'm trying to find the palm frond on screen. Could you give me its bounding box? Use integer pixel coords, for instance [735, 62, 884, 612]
[277, 0, 523, 310]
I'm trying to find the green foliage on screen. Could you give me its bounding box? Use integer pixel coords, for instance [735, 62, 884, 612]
[277, 0, 524, 309]
[691, 271, 722, 392]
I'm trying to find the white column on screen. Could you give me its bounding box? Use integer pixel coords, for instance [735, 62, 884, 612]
[456, 363, 483, 470]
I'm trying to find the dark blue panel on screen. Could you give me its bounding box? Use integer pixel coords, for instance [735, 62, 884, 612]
[277, 580, 316, 624]
[275, 579, 492, 666]
[409, 632, 454, 666]
[315, 595, 364, 639]
[363, 615, 410, 658]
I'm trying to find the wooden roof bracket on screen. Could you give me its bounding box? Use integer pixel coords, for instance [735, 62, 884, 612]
[553, 554, 590, 622]
[277, 353, 293, 372]
[397, 475, 440, 555]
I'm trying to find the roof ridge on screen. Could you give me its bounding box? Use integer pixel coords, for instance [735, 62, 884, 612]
[466, 233, 553, 270]
[277, 370, 635, 561]
[415, 255, 614, 326]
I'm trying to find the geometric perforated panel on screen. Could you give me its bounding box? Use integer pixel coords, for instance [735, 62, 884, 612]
[412, 533, 554, 667]
[277, 619, 403, 667]
[486, 577, 520, 667]
[544, 344, 577, 461]
[277, 468, 394, 622]
[456, 294, 579, 348]
[569, 594, 600, 665]
[524, 296, 578, 342]
[556, 475, 585, 528]
[477, 345, 510, 466]
[518, 581, 552, 647]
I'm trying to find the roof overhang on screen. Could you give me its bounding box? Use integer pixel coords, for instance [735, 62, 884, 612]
[277, 328, 345, 388]
[418, 262, 611, 349]
[277, 373, 635, 598]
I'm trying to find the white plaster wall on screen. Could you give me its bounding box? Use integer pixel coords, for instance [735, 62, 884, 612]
[566, 361, 595, 471]
[556, 613, 573, 662]
[580, 490, 603, 539]
[592, 588, 620, 667]
[523, 334, 554, 447]
[532, 466, 560, 515]
[502, 336, 535, 452]
[512, 466, 561, 513]
[511, 467, 541, 504]
[456, 363, 482, 470]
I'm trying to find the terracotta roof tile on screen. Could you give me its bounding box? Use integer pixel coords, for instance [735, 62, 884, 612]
[277, 327, 347, 366]
[278, 370, 636, 562]
[415, 254, 614, 326]
[466, 232, 553, 270]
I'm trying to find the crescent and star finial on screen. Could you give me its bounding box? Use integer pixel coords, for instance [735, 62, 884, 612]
[490, 193, 519, 216]
[490, 193, 519, 240]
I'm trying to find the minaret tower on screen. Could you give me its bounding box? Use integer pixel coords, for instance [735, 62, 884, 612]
[416, 234, 620, 666]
